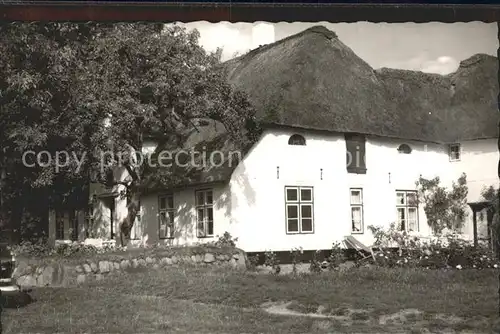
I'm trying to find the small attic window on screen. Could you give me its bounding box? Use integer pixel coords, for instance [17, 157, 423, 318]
[397, 144, 412, 154]
[288, 134, 306, 146]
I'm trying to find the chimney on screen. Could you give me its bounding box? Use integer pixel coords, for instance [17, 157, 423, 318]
[251, 22, 275, 50]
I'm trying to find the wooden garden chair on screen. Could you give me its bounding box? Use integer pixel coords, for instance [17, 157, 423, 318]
[343, 235, 378, 264]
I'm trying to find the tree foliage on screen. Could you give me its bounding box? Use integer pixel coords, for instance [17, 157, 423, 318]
[0, 22, 259, 243]
[415, 173, 468, 235]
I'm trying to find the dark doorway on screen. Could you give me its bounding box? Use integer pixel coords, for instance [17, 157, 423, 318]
[101, 197, 116, 240]
[469, 202, 494, 248]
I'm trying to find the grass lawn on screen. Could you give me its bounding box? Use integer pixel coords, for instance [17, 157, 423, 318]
[2, 266, 499, 333]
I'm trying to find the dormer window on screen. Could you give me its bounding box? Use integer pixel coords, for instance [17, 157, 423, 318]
[449, 143, 461, 162]
[288, 134, 306, 146]
[397, 144, 412, 154]
[345, 134, 366, 174]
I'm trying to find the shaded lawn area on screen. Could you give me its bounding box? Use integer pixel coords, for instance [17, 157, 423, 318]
[2, 266, 499, 333]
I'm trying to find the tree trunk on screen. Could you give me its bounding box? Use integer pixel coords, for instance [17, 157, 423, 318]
[119, 186, 141, 247]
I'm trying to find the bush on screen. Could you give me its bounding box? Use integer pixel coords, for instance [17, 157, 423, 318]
[264, 250, 280, 274]
[9, 240, 126, 258]
[9, 238, 53, 257]
[209, 232, 238, 248]
[309, 250, 322, 273]
[327, 242, 344, 270]
[290, 247, 303, 275]
[368, 224, 499, 269]
[246, 254, 260, 271]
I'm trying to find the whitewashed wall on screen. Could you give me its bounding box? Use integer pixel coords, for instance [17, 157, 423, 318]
[136, 184, 231, 246]
[227, 129, 498, 252]
[47, 131, 498, 252]
[450, 138, 498, 241]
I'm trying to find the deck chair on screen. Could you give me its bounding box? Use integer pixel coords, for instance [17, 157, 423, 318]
[343, 236, 378, 264]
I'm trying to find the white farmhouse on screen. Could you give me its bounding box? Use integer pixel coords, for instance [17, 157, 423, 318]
[49, 26, 499, 255]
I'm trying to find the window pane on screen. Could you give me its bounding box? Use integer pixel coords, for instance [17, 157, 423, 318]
[159, 212, 166, 238]
[351, 207, 362, 222]
[159, 212, 166, 227]
[408, 208, 417, 231]
[286, 188, 298, 202]
[396, 192, 405, 205]
[350, 190, 362, 204]
[167, 196, 174, 209]
[408, 208, 417, 219]
[159, 197, 166, 210]
[352, 220, 362, 232]
[301, 204, 312, 219]
[167, 211, 174, 227]
[397, 208, 406, 220]
[197, 208, 205, 222]
[352, 206, 362, 232]
[288, 219, 299, 232]
[196, 192, 204, 206]
[300, 188, 312, 201]
[397, 208, 406, 230]
[287, 205, 298, 219]
[407, 192, 417, 206]
[207, 221, 214, 236]
[197, 222, 205, 237]
[207, 207, 213, 221]
[206, 191, 213, 205]
[301, 219, 313, 232]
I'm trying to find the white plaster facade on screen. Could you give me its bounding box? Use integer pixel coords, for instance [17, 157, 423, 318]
[48, 128, 498, 252]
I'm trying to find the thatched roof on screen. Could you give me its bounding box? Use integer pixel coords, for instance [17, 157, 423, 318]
[226, 25, 498, 144]
[142, 119, 237, 193]
[146, 26, 498, 191]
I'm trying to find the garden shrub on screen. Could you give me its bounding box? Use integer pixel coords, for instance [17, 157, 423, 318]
[368, 224, 499, 269]
[327, 241, 344, 270]
[10, 239, 126, 258]
[209, 232, 238, 248]
[290, 247, 303, 275]
[264, 250, 280, 274]
[246, 254, 260, 271]
[309, 250, 322, 273]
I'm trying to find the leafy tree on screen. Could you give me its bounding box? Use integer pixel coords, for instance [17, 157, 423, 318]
[416, 173, 468, 234]
[480, 185, 499, 255]
[0, 23, 259, 245]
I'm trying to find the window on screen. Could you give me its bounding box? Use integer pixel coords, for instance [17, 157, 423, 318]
[345, 134, 366, 174]
[159, 195, 175, 239]
[288, 134, 306, 146]
[55, 211, 64, 240]
[396, 190, 419, 232]
[196, 190, 214, 237]
[449, 143, 461, 161]
[85, 204, 93, 239]
[397, 144, 412, 154]
[350, 188, 364, 233]
[69, 210, 78, 241]
[285, 186, 314, 234]
[131, 201, 142, 240]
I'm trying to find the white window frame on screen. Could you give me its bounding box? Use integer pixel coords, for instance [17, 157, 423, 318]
[350, 188, 364, 234]
[448, 143, 461, 162]
[285, 186, 314, 234]
[158, 195, 175, 239]
[195, 189, 214, 238]
[396, 190, 419, 232]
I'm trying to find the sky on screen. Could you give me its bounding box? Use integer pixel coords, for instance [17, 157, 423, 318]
[177, 21, 497, 75]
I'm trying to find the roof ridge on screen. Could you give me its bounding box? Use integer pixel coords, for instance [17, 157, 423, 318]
[224, 25, 338, 65]
[458, 53, 496, 69]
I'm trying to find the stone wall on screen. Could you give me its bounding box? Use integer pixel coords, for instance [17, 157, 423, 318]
[12, 247, 247, 288]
